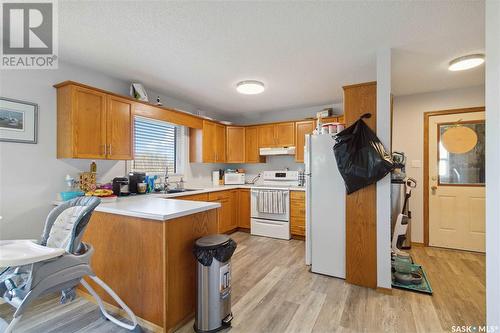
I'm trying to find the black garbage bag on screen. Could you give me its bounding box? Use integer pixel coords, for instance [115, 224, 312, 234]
[193, 238, 237, 266]
[333, 118, 394, 194]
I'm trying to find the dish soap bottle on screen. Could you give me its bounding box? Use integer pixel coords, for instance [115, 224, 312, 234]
[90, 160, 97, 173]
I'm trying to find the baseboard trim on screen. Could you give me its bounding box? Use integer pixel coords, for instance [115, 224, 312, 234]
[376, 287, 393, 295]
[411, 242, 425, 247]
[291, 234, 305, 241]
[76, 289, 164, 333]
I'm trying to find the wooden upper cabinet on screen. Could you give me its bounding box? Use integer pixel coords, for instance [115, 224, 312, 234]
[226, 126, 245, 163]
[56, 83, 133, 160]
[257, 122, 296, 148]
[202, 121, 216, 163]
[295, 120, 315, 163]
[57, 84, 134, 160]
[72, 86, 107, 159]
[257, 124, 275, 147]
[190, 120, 226, 163]
[275, 122, 295, 146]
[245, 126, 265, 163]
[215, 123, 226, 163]
[106, 96, 133, 160]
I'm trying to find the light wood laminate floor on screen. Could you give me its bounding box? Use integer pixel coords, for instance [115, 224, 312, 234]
[0, 232, 485, 333]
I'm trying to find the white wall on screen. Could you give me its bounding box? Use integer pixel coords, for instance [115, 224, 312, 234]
[0, 62, 225, 240]
[485, 0, 500, 327]
[392, 85, 485, 243]
[376, 48, 392, 289]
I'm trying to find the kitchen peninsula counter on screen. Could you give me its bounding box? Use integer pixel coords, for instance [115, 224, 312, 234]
[81, 196, 220, 332]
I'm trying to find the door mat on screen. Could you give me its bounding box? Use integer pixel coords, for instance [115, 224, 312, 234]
[392, 264, 433, 295]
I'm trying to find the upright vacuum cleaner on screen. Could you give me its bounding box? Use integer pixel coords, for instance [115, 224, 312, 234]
[390, 177, 433, 294]
[391, 177, 416, 258]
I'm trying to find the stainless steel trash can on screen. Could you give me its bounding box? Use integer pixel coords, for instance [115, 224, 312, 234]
[193, 234, 237, 333]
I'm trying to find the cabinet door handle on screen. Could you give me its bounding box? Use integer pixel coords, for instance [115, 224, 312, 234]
[103, 144, 107, 156]
[108, 144, 112, 156]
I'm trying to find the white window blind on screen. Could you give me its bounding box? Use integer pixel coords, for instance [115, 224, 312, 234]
[132, 116, 178, 175]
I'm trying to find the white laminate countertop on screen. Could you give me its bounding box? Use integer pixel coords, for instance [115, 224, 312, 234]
[94, 196, 221, 221]
[53, 184, 306, 221]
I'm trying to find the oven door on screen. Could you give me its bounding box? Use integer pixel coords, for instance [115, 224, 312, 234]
[250, 189, 289, 221]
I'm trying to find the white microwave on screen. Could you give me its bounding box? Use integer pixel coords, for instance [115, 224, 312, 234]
[224, 173, 246, 185]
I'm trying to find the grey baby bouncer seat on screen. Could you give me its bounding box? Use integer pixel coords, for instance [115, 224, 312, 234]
[0, 196, 140, 333]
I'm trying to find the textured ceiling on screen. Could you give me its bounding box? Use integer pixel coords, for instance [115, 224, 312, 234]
[58, 1, 485, 115]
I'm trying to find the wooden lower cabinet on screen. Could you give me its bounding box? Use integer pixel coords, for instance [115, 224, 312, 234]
[175, 193, 209, 201]
[81, 210, 218, 332]
[290, 191, 306, 236]
[208, 190, 238, 233]
[238, 189, 251, 229]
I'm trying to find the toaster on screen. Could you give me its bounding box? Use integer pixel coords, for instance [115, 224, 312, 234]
[224, 173, 245, 185]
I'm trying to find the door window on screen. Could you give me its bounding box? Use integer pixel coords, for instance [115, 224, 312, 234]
[438, 121, 485, 185]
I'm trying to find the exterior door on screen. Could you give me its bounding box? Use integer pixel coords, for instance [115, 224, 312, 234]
[428, 111, 485, 252]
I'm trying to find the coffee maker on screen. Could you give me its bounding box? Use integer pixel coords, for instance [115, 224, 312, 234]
[128, 172, 146, 194]
[112, 177, 130, 196]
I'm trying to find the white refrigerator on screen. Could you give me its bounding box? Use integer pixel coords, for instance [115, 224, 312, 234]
[305, 133, 346, 278]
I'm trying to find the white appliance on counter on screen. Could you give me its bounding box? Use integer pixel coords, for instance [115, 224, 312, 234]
[250, 171, 300, 240]
[305, 133, 346, 279]
[224, 173, 246, 185]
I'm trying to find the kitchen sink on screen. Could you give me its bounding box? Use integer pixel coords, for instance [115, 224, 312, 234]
[163, 188, 200, 194]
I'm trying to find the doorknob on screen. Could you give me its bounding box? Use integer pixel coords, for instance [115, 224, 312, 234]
[431, 185, 437, 194]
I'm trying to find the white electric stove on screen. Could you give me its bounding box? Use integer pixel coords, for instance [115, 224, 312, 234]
[250, 171, 299, 240]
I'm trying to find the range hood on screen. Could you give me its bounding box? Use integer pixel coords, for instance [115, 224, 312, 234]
[259, 147, 296, 156]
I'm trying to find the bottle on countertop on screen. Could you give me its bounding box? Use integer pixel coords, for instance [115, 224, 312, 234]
[90, 160, 97, 173]
[219, 169, 224, 185]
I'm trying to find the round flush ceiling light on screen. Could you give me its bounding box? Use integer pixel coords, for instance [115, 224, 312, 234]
[448, 54, 485, 71]
[236, 80, 265, 95]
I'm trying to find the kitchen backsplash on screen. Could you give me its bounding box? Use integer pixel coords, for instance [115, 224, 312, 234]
[66, 155, 303, 190]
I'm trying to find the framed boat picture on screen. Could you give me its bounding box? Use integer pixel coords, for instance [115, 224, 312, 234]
[0, 97, 38, 144]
